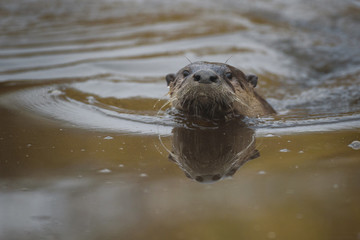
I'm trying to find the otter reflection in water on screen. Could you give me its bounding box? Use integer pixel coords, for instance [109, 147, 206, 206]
[168, 120, 259, 183]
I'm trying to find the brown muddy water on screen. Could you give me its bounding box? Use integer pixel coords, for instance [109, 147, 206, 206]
[1, 0, 360, 239]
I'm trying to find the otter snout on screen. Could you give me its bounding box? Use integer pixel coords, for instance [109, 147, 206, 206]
[193, 70, 219, 84]
[166, 61, 276, 118]
[195, 174, 222, 183]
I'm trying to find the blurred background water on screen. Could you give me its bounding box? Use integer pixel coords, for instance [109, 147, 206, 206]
[0, 0, 359, 239]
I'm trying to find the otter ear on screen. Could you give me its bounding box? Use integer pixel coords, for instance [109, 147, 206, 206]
[166, 73, 175, 86]
[246, 74, 258, 88]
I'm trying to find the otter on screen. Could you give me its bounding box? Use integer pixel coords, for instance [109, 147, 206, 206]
[168, 120, 259, 183]
[166, 61, 276, 119]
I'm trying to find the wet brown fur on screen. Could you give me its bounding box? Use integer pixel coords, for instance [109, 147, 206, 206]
[166, 61, 276, 119]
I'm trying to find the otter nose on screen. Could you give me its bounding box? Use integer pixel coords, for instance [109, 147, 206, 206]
[195, 174, 222, 183]
[193, 70, 218, 84]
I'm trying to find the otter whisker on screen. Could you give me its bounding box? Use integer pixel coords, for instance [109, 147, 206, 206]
[153, 92, 170, 109]
[225, 55, 233, 64]
[156, 99, 172, 116]
[185, 56, 192, 64]
[233, 94, 250, 108]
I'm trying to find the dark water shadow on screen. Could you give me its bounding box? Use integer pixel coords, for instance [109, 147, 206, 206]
[166, 120, 260, 183]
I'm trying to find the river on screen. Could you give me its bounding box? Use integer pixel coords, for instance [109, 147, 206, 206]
[0, 0, 359, 239]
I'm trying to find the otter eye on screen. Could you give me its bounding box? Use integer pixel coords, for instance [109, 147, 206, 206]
[183, 70, 190, 77]
[225, 72, 232, 79]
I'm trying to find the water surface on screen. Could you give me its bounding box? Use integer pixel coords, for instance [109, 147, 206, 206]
[1, 0, 359, 239]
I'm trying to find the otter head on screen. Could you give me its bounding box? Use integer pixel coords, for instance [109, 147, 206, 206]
[166, 61, 264, 119]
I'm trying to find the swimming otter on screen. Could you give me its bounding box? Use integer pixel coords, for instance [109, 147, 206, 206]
[166, 61, 276, 119]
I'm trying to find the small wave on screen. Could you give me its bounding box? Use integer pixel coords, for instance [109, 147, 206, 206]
[269, 85, 360, 115]
[254, 114, 360, 136]
[0, 81, 359, 136]
[0, 83, 174, 135]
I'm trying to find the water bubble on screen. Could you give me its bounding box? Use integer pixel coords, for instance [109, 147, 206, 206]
[265, 134, 275, 137]
[280, 148, 290, 152]
[49, 89, 63, 96]
[98, 169, 111, 173]
[86, 96, 96, 104]
[348, 140, 360, 150]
